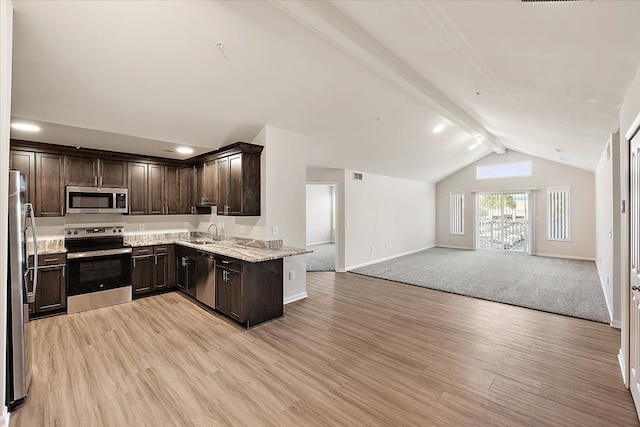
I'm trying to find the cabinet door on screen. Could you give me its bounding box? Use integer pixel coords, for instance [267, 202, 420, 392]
[178, 167, 193, 214]
[228, 269, 243, 322]
[228, 154, 242, 215]
[195, 163, 206, 203]
[128, 162, 148, 215]
[132, 254, 154, 295]
[217, 157, 229, 215]
[10, 150, 35, 204]
[154, 246, 169, 290]
[148, 164, 165, 215]
[35, 265, 66, 315]
[65, 156, 97, 186]
[35, 153, 64, 217]
[215, 267, 230, 314]
[100, 159, 127, 187]
[165, 166, 180, 215]
[205, 159, 218, 207]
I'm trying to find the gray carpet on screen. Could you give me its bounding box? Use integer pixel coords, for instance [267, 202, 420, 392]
[306, 243, 336, 272]
[352, 247, 610, 323]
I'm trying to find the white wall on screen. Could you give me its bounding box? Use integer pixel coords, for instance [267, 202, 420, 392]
[1, 1, 13, 424]
[305, 184, 333, 245]
[343, 170, 436, 270]
[595, 135, 615, 324]
[201, 125, 308, 303]
[436, 150, 596, 260]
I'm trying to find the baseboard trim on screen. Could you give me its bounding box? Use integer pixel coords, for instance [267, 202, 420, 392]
[284, 292, 308, 304]
[306, 241, 334, 246]
[336, 268, 347, 273]
[346, 245, 435, 271]
[532, 252, 596, 262]
[1, 406, 9, 427]
[436, 245, 473, 250]
[619, 349, 628, 387]
[611, 320, 622, 329]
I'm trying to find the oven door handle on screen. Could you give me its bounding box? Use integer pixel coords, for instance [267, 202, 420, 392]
[67, 248, 133, 259]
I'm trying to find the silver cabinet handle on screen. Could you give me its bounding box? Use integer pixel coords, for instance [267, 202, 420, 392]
[99, 176, 103, 186]
[94, 176, 97, 186]
[62, 265, 65, 278]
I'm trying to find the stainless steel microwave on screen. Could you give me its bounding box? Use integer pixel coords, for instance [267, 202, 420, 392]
[66, 186, 128, 214]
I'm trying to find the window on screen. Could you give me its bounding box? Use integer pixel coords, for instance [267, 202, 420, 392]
[477, 162, 532, 180]
[547, 187, 570, 241]
[450, 192, 464, 235]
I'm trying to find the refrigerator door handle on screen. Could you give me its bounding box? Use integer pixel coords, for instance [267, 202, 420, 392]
[25, 203, 38, 304]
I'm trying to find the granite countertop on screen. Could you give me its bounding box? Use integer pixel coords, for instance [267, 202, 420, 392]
[173, 241, 309, 263]
[128, 238, 309, 263]
[29, 233, 310, 263]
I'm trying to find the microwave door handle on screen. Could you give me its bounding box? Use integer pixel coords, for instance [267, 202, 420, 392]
[25, 203, 38, 304]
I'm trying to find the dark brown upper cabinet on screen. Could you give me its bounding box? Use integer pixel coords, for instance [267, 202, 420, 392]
[10, 140, 262, 217]
[149, 165, 189, 215]
[9, 150, 35, 204]
[128, 162, 148, 215]
[35, 153, 64, 217]
[216, 150, 261, 216]
[65, 156, 127, 188]
[179, 167, 193, 214]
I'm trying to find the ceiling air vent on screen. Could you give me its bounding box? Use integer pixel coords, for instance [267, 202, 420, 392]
[353, 172, 363, 181]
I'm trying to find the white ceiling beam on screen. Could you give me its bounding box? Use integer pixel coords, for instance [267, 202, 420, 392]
[271, 0, 506, 154]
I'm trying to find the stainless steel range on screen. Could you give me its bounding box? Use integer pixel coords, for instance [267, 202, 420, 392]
[65, 226, 132, 313]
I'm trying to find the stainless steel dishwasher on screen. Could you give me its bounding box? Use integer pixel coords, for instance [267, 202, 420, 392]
[195, 251, 216, 308]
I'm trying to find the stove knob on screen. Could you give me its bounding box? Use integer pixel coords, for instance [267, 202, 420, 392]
[74, 230, 78, 235]
[113, 228, 117, 233]
[66, 230, 72, 235]
[118, 228, 123, 233]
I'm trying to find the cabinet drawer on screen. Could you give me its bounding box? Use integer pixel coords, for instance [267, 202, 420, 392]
[154, 245, 168, 255]
[216, 257, 242, 272]
[132, 247, 153, 256]
[39, 253, 66, 265]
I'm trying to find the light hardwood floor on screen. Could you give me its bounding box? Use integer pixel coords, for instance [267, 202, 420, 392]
[10, 272, 640, 426]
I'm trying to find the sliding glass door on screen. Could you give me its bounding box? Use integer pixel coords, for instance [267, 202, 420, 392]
[476, 191, 532, 254]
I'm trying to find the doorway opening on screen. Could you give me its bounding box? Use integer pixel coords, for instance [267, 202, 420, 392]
[305, 183, 336, 271]
[476, 191, 532, 254]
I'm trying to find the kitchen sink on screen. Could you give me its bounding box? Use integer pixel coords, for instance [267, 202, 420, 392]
[187, 238, 216, 245]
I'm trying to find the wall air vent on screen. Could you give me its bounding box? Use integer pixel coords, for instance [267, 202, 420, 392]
[353, 172, 363, 180]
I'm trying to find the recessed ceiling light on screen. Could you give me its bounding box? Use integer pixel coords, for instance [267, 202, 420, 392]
[176, 147, 194, 154]
[468, 143, 478, 151]
[433, 124, 445, 134]
[11, 122, 40, 132]
[474, 134, 484, 140]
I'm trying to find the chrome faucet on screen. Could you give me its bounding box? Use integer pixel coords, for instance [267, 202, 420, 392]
[207, 223, 219, 241]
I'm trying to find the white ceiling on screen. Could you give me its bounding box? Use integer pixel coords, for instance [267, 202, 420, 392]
[10, 1, 640, 182]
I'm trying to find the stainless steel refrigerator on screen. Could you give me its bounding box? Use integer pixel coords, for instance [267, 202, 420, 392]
[7, 169, 38, 410]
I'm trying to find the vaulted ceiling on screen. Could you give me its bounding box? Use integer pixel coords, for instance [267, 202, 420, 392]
[10, 1, 640, 182]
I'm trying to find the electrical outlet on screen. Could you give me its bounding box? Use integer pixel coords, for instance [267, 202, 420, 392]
[139, 224, 144, 231]
[370, 245, 374, 252]
[273, 226, 279, 236]
[346, 219, 349, 226]
[289, 271, 295, 280]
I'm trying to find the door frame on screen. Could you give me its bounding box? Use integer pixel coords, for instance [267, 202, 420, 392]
[623, 112, 640, 390]
[473, 190, 534, 254]
[305, 181, 340, 272]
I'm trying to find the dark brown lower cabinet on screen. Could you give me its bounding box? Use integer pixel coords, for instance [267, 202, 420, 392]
[28, 253, 67, 319]
[132, 245, 174, 297]
[215, 256, 283, 328]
